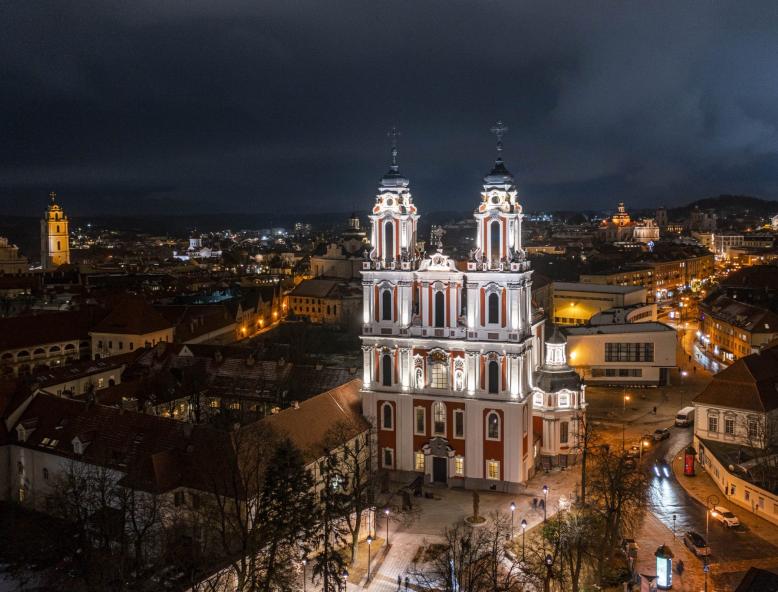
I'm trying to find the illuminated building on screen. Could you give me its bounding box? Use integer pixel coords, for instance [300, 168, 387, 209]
[360, 124, 546, 491]
[40, 192, 70, 270]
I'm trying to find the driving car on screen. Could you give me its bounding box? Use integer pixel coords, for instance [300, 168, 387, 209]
[653, 461, 671, 478]
[712, 505, 740, 527]
[683, 531, 711, 557]
[653, 428, 671, 441]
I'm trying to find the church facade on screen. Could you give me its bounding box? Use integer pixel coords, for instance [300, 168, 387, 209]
[360, 127, 549, 492]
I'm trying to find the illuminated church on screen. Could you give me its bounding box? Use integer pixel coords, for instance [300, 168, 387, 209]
[360, 125, 580, 492]
[40, 192, 70, 270]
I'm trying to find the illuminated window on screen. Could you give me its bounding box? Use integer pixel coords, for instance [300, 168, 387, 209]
[486, 460, 500, 480]
[560, 421, 569, 444]
[558, 393, 570, 408]
[430, 362, 448, 389]
[454, 456, 464, 476]
[414, 407, 426, 435]
[725, 418, 735, 435]
[486, 411, 501, 440]
[432, 401, 446, 436]
[415, 452, 425, 472]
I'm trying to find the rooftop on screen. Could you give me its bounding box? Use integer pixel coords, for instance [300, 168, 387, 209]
[562, 322, 675, 336]
[553, 282, 645, 295]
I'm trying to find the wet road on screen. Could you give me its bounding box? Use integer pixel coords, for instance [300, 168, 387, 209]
[643, 426, 778, 588]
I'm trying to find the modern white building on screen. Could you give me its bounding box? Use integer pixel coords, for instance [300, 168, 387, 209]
[360, 127, 551, 493]
[562, 322, 677, 385]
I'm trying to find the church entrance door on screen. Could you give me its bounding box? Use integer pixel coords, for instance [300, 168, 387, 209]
[432, 457, 447, 484]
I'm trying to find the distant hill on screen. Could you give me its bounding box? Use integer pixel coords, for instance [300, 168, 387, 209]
[670, 195, 778, 218]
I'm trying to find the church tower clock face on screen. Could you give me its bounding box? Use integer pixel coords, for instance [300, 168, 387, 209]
[359, 122, 552, 492]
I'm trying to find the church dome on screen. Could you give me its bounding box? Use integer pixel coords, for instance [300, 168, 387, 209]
[483, 157, 514, 185]
[380, 164, 410, 188]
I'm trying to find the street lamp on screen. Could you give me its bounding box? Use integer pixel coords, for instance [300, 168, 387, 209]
[542, 485, 549, 522]
[639, 438, 650, 462]
[384, 507, 390, 545]
[543, 554, 553, 592]
[301, 558, 307, 592]
[366, 535, 373, 582]
[705, 494, 719, 540]
[672, 514, 677, 538]
[520, 519, 527, 562]
[622, 393, 631, 448]
[341, 569, 349, 592]
[510, 501, 516, 539]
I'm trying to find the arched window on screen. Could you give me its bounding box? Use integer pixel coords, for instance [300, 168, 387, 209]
[488, 360, 499, 394]
[381, 402, 393, 430]
[432, 401, 446, 436]
[382, 289, 392, 321]
[488, 292, 499, 324]
[56, 225, 60, 233]
[57, 241, 61, 251]
[430, 361, 448, 389]
[434, 291, 445, 328]
[384, 220, 394, 263]
[490, 220, 501, 264]
[486, 411, 501, 440]
[382, 354, 392, 387]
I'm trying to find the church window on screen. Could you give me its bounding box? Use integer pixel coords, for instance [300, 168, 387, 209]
[454, 409, 465, 438]
[415, 366, 424, 389]
[381, 402, 393, 430]
[454, 456, 464, 476]
[488, 292, 499, 324]
[414, 407, 426, 435]
[430, 361, 448, 389]
[558, 393, 570, 407]
[384, 221, 394, 262]
[434, 291, 445, 328]
[560, 421, 569, 444]
[490, 220, 501, 264]
[486, 460, 500, 480]
[486, 411, 500, 440]
[488, 360, 499, 394]
[382, 447, 394, 468]
[56, 225, 60, 233]
[382, 289, 392, 321]
[57, 241, 61, 250]
[432, 401, 446, 436]
[415, 452, 425, 471]
[382, 354, 392, 387]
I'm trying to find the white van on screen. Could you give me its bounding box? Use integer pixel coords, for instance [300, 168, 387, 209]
[676, 406, 695, 427]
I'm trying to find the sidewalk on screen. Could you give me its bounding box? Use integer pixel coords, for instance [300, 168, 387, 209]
[671, 451, 778, 547]
[366, 466, 581, 591]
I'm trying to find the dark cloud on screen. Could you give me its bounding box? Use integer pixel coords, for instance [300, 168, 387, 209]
[1, 1, 778, 215]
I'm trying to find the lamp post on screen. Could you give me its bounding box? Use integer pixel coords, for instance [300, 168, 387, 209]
[341, 569, 349, 592]
[301, 559, 307, 592]
[543, 554, 553, 592]
[622, 393, 630, 449]
[366, 535, 373, 582]
[384, 507, 390, 545]
[704, 558, 709, 592]
[672, 514, 677, 538]
[520, 519, 527, 562]
[706, 494, 719, 540]
[510, 501, 516, 539]
[542, 485, 549, 522]
[639, 438, 649, 462]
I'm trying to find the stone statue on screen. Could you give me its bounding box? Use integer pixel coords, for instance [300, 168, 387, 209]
[472, 490, 480, 520]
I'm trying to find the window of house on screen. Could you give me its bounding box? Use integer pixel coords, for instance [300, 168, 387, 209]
[382, 447, 394, 468]
[432, 401, 446, 436]
[708, 416, 718, 433]
[725, 418, 735, 435]
[129, 342, 134, 350]
[43, 468, 49, 481]
[486, 460, 500, 480]
[430, 362, 448, 389]
[748, 418, 759, 440]
[560, 421, 569, 444]
[454, 456, 464, 476]
[415, 452, 425, 472]
[17, 461, 23, 475]
[414, 407, 426, 435]
[486, 412, 500, 440]
[381, 403, 393, 430]
[454, 409, 465, 439]
[174, 491, 185, 507]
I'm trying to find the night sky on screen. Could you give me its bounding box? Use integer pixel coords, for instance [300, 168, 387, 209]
[2, 1, 778, 216]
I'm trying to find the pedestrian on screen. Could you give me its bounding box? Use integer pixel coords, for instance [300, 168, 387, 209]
[405, 575, 410, 590]
[398, 574, 402, 590]
[677, 559, 684, 575]
[532, 497, 538, 509]
[539, 498, 545, 511]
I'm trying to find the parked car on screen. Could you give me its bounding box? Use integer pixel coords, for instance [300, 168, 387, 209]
[683, 531, 711, 557]
[653, 428, 671, 441]
[712, 505, 740, 527]
[676, 406, 695, 427]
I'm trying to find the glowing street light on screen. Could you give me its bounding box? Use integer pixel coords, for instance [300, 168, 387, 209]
[520, 518, 527, 561]
[542, 485, 549, 522]
[510, 501, 516, 539]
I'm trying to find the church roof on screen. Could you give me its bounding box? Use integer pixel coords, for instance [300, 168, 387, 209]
[534, 365, 581, 393]
[483, 157, 514, 185]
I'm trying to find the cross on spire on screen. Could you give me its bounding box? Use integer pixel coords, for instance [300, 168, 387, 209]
[49, 191, 57, 204]
[490, 120, 509, 155]
[387, 125, 401, 168]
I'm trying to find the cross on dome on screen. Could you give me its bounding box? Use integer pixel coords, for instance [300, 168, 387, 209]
[490, 120, 509, 155]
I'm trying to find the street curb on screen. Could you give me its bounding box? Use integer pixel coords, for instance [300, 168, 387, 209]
[669, 444, 709, 510]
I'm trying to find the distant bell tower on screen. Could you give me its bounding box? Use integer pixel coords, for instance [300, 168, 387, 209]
[40, 192, 70, 270]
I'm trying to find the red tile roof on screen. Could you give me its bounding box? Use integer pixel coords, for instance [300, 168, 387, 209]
[91, 296, 173, 335]
[694, 346, 778, 412]
[0, 310, 96, 350]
